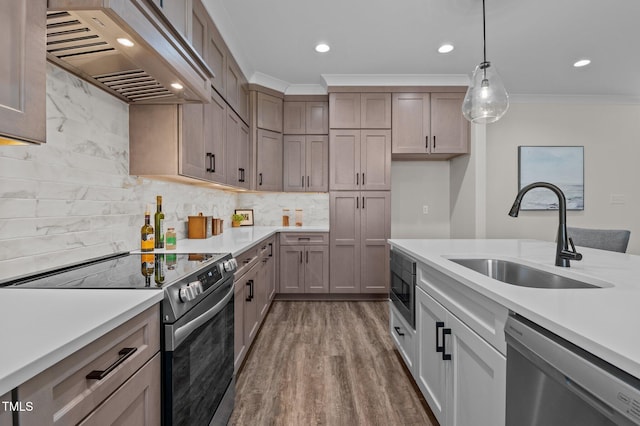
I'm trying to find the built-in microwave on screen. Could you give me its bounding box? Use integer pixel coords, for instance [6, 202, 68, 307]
[390, 249, 416, 329]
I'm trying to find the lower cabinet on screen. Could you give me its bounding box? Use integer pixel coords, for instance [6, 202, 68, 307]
[0, 391, 11, 426]
[17, 305, 160, 426]
[330, 191, 390, 293]
[390, 302, 416, 372]
[415, 286, 506, 426]
[233, 236, 277, 372]
[279, 233, 329, 293]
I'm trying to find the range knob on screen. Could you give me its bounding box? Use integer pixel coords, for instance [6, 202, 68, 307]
[178, 280, 203, 303]
[222, 258, 238, 272]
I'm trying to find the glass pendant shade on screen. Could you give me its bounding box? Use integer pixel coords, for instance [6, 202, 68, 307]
[462, 61, 509, 124]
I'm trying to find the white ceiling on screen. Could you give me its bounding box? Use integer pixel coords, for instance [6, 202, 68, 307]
[203, 0, 640, 100]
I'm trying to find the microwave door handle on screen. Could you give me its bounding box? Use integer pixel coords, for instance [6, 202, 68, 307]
[169, 285, 234, 351]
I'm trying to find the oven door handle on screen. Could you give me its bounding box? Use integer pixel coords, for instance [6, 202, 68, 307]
[171, 285, 234, 350]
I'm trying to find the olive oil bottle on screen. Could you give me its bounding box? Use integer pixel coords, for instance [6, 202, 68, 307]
[155, 195, 165, 249]
[141, 205, 154, 252]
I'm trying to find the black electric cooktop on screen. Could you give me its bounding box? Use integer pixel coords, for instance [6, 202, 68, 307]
[0, 252, 227, 289]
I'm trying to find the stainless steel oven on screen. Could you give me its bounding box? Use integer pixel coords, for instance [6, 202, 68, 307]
[390, 249, 416, 329]
[505, 314, 640, 426]
[163, 273, 235, 426]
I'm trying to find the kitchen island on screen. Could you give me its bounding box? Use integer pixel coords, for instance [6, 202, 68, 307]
[388, 238, 640, 380]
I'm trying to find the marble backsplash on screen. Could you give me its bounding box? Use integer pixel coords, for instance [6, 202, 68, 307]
[0, 64, 237, 281]
[237, 192, 330, 226]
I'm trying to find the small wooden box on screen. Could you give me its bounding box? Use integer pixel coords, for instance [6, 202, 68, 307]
[188, 213, 212, 239]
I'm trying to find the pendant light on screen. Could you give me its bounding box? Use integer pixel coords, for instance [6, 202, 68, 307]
[462, 0, 509, 124]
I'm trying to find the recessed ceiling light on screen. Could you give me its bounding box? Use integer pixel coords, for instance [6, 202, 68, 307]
[116, 37, 134, 47]
[315, 43, 330, 53]
[573, 59, 591, 68]
[171, 83, 184, 90]
[438, 44, 454, 54]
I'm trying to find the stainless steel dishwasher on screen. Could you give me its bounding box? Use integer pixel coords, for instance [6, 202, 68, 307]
[505, 314, 640, 426]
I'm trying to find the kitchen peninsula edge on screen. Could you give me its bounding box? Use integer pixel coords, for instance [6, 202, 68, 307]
[388, 238, 640, 380]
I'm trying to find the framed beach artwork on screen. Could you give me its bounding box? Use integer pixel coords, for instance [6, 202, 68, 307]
[518, 146, 584, 210]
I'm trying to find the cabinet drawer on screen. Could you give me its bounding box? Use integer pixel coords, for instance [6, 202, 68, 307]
[234, 246, 259, 278]
[78, 353, 161, 426]
[417, 264, 508, 355]
[279, 232, 328, 246]
[258, 236, 276, 259]
[390, 302, 416, 373]
[18, 305, 160, 426]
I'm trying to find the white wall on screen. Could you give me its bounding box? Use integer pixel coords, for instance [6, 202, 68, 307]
[391, 161, 450, 238]
[485, 102, 640, 254]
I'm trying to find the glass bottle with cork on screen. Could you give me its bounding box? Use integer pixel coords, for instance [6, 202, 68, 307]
[140, 205, 154, 252]
[154, 195, 165, 249]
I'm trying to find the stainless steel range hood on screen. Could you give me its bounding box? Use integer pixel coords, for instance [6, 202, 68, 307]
[46, 0, 213, 104]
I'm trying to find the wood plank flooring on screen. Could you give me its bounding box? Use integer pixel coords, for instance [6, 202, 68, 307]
[229, 301, 437, 426]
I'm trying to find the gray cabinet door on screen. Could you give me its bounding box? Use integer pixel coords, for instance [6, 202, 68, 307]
[360, 192, 391, 293]
[226, 109, 250, 188]
[238, 120, 251, 189]
[234, 277, 246, 371]
[204, 90, 226, 182]
[329, 93, 361, 128]
[306, 102, 329, 134]
[392, 93, 431, 154]
[0, 391, 11, 426]
[361, 130, 391, 190]
[329, 130, 360, 190]
[205, 12, 227, 95]
[256, 129, 283, 191]
[283, 135, 305, 192]
[190, 0, 207, 59]
[306, 135, 329, 192]
[257, 92, 283, 133]
[283, 101, 306, 134]
[330, 192, 361, 293]
[152, 0, 188, 37]
[180, 103, 206, 180]
[305, 246, 329, 293]
[431, 92, 469, 154]
[279, 245, 305, 293]
[243, 265, 259, 345]
[0, 0, 46, 145]
[361, 93, 391, 129]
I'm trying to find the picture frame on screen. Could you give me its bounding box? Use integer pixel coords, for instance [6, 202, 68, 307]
[518, 146, 584, 211]
[234, 209, 254, 226]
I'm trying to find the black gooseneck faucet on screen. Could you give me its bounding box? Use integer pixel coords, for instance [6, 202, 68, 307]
[508, 182, 582, 267]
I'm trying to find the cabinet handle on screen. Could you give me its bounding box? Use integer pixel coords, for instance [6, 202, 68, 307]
[206, 153, 212, 172]
[246, 279, 254, 301]
[356, 197, 359, 209]
[356, 172, 359, 186]
[268, 243, 273, 257]
[425, 136, 429, 149]
[259, 172, 263, 186]
[362, 196, 365, 209]
[212, 154, 215, 173]
[362, 173, 365, 186]
[306, 250, 309, 263]
[86, 347, 137, 380]
[436, 321, 445, 353]
[238, 168, 245, 183]
[302, 176, 305, 188]
[394, 326, 405, 337]
[433, 135, 436, 149]
[299, 251, 303, 264]
[442, 328, 452, 361]
[307, 176, 310, 187]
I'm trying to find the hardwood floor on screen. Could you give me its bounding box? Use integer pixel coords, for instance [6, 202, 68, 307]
[229, 301, 437, 426]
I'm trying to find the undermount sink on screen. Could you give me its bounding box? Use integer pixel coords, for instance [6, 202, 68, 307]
[449, 258, 601, 289]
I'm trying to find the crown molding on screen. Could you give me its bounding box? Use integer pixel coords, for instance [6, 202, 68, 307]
[321, 74, 469, 87]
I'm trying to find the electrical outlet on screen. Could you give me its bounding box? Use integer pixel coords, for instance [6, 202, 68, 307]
[422, 205, 429, 214]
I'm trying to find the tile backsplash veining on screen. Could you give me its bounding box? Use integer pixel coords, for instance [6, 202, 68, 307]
[0, 64, 330, 281]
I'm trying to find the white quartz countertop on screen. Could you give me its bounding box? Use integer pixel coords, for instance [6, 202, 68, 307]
[0, 288, 163, 395]
[134, 225, 329, 256]
[388, 238, 640, 379]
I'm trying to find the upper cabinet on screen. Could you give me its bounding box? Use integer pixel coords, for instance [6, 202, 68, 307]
[152, 0, 189, 38]
[0, 0, 46, 145]
[257, 93, 283, 133]
[204, 16, 227, 96]
[256, 129, 283, 191]
[329, 93, 391, 129]
[189, 0, 207, 59]
[226, 56, 249, 123]
[284, 101, 329, 134]
[392, 92, 469, 159]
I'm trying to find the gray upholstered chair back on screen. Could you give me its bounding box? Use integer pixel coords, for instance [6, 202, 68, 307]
[566, 227, 631, 253]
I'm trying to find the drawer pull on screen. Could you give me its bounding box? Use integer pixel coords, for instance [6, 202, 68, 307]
[86, 347, 137, 380]
[394, 326, 405, 337]
[298, 237, 310, 241]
